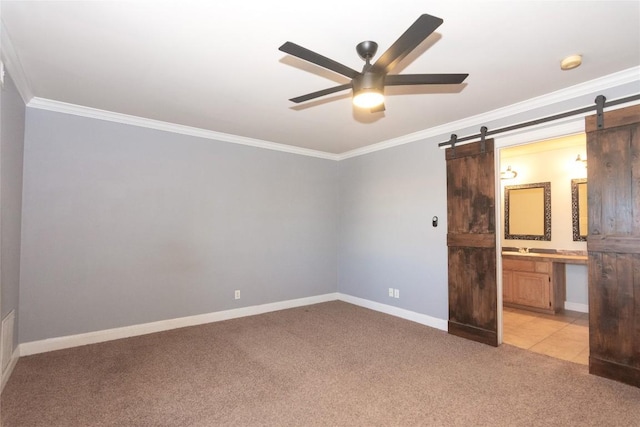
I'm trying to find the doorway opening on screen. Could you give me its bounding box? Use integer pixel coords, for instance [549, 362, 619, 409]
[497, 133, 588, 365]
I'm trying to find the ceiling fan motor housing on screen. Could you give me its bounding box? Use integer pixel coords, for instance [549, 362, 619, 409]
[352, 72, 384, 93]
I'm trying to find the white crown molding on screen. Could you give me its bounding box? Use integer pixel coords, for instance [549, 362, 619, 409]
[27, 97, 341, 161]
[0, 19, 33, 103]
[337, 66, 640, 160]
[21, 66, 640, 161]
[337, 293, 448, 331]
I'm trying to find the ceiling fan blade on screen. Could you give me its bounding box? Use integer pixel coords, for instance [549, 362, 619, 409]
[370, 103, 386, 113]
[385, 73, 468, 86]
[279, 42, 360, 79]
[289, 83, 352, 103]
[371, 14, 443, 75]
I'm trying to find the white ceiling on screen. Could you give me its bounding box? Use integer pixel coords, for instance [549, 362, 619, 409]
[2, 1, 639, 155]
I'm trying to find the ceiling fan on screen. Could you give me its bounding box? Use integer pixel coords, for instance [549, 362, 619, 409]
[279, 14, 468, 112]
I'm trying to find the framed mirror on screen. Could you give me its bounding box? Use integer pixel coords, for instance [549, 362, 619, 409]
[504, 182, 551, 240]
[571, 178, 587, 241]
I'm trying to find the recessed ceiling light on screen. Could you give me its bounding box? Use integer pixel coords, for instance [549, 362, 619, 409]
[561, 54, 582, 71]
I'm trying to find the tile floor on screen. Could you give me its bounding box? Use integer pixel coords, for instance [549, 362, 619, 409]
[502, 306, 589, 365]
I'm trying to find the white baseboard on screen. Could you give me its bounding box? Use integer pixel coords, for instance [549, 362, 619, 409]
[564, 301, 589, 313]
[337, 293, 448, 331]
[19, 293, 339, 356]
[1, 348, 19, 394]
[18, 292, 449, 357]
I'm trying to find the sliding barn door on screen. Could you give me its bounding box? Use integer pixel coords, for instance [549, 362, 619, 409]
[586, 104, 640, 387]
[446, 139, 497, 346]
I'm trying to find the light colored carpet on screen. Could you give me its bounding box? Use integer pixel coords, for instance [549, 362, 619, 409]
[2, 301, 639, 426]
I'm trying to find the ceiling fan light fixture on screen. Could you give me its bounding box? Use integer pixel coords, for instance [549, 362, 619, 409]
[353, 89, 385, 108]
[352, 72, 385, 109]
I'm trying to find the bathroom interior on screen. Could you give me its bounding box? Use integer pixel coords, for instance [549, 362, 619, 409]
[500, 133, 589, 364]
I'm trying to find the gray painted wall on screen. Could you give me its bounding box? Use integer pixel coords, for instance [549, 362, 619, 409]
[1, 73, 26, 350]
[338, 140, 449, 320]
[565, 264, 588, 306]
[19, 109, 338, 343]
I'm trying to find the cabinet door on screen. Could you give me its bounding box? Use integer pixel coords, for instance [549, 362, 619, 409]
[503, 270, 514, 303]
[512, 272, 551, 309]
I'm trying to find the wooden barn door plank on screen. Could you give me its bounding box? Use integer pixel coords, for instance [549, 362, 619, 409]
[446, 139, 498, 346]
[586, 104, 640, 387]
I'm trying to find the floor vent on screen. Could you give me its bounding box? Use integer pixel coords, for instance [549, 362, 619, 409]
[2, 310, 15, 374]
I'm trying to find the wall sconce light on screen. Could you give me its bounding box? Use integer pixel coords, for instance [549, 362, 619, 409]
[500, 165, 518, 180]
[576, 154, 587, 167]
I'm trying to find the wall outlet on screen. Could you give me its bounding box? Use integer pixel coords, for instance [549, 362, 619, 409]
[234, 290, 241, 300]
[388, 288, 394, 297]
[394, 289, 399, 299]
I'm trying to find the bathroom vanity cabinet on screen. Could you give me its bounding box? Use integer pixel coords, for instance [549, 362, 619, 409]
[502, 252, 586, 314]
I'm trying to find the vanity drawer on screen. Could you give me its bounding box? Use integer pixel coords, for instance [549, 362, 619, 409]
[503, 258, 551, 274]
[503, 258, 535, 272]
[534, 261, 551, 273]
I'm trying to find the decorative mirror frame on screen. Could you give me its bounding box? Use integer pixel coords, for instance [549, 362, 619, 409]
[571, 178, 587, 241]
[504, 182, 551, 241]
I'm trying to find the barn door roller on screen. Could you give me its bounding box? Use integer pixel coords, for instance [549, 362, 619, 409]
[595, 95, 606, 129]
